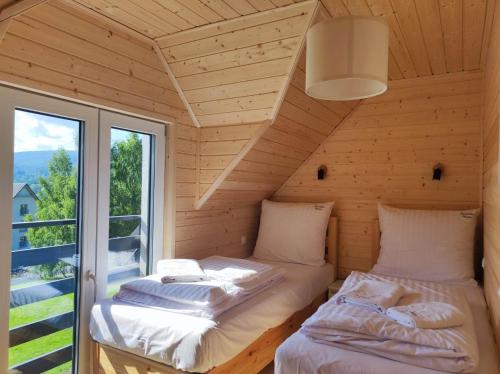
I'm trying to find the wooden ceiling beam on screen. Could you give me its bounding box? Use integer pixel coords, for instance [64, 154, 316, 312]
[0, 18, 11, 43]
[153, 42, 201, 128]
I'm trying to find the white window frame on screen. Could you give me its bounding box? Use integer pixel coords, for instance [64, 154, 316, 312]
[0, 85, 99, 374]
[95, 110, 165, 301]
[0, 86, 168, 374]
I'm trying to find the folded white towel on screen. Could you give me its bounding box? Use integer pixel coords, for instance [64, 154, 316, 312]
[337, 279, 405, 313]
[201, 256, 273, 285]
[386, 302, 465, 329]
[157, 259, 207, 283]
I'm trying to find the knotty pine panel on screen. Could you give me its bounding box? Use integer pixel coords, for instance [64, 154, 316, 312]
[482, 1, 500, 348]
[275, 71, 482, 279]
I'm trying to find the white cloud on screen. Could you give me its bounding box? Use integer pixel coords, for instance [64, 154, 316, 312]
[14, 111, 79, 152]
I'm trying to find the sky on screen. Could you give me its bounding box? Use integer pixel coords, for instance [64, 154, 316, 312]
[14, 110, 133, 153]
[14, 110, 79, 153]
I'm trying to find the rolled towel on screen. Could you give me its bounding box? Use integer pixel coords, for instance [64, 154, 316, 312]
[386, 302, 465, 329]
[157, 259, 207, 283]
[337, 279, 405, 313]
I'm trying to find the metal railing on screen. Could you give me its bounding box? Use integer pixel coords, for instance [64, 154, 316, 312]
[9, 215, 141, 373]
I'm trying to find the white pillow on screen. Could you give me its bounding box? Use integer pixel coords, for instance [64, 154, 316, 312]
[253, 200, 334, 266]
[372, 204, 479, 281]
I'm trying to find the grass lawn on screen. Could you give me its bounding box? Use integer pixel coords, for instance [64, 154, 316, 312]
[8, 278, 126, 373]
[9, 293, 74, 373]
[9, 328, 72, 367]
[10, 293, 74, 328]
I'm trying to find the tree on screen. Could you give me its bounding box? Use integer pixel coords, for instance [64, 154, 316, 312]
[26, 149, 77, 279]
[24, 134, 143, 279]
[109, 133, 143, 238]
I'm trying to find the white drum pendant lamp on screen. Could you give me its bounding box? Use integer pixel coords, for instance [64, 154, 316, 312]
[306, 16, 389, 101]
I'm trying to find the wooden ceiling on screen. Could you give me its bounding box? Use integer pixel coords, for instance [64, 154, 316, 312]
[1, 0, 495, 128]
[72, 0, 309, 39]
[156, 1, 316, 127]
[321, 0, 494, 80]
[70, 0, 494, 79]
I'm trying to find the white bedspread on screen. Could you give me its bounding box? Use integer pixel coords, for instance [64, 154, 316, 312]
[90, 258, 334, 372]
[276, 277, 497, 374]
[301, 272, 478, 373]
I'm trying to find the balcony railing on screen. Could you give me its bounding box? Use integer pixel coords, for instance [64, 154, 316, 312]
[9, 215, 141, 373]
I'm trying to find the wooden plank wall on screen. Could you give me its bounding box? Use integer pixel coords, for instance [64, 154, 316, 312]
[199, 123, 265, 196]
[275, 71, 483, 278]
[0, 1, 189, 124]
[173, 53, 357, 259]
[0, 1, 202, 260]
[156, 1, 316, 127]
[482, 1, 500, 347]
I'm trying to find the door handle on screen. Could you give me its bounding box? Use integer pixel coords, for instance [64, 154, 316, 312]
[86, 270, 97, 298]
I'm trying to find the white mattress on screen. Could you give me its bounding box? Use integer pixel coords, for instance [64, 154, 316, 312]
[90, 258, 334, 372]
[275, 278, 499, 374]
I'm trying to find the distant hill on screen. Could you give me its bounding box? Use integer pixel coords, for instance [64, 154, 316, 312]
[14, 151, 78, 192]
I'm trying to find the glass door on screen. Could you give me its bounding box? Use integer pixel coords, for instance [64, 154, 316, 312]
[0, 87, 98, 374]
[95, 111, 165, 301]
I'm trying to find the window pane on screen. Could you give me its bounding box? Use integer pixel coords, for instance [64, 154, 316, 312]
[10, 109, 82, 374]
[107, 128, 153, 296]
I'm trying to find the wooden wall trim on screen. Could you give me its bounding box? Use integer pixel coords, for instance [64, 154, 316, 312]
[153, 42, 200, 128]
[164, 124, 177, 259]
[0, 0, 47, 43]
[61, 0, 154, 46]
[0, 0, 47, 22]
[269, 0, 320, 123]
[0, 18, 10, 43]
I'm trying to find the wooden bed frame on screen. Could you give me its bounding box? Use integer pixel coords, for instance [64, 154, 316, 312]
[92, 216, 339, 374]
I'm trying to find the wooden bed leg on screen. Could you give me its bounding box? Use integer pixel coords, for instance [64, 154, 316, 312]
[92, 340, 100, 374]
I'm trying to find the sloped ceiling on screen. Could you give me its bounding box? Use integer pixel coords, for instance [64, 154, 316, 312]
[195, 50, 360, 210]
[0, 0, 493, 211]
[72, 0, 313, 39]
[155, 1, 317, 127]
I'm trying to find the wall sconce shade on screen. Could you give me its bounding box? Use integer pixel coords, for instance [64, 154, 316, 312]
[433, 163, 443, 181]
[306, 16, 389, 101]
[317, 165, 327, 180]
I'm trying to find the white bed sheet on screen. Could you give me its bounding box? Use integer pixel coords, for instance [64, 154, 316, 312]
[90, 258, 334, 373]
[275, 278, 499, 374]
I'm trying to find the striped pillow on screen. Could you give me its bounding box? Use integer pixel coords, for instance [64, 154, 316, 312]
[372, 204, 479, 281]
[254, 200, 334, 267]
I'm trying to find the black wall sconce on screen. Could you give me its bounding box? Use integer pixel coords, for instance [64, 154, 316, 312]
[317, 165, 327, 180]
[432, 163, 443, 181]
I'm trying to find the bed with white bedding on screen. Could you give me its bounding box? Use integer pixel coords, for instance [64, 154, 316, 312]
[275, 274, 498, 374]
[275, 205, 499, 374]
[90, 258, 334, 372]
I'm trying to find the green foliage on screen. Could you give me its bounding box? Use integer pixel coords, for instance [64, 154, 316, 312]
[26, 149, 77, 280]
[109, 133, 143, 238]
[24, 134, 144, 279]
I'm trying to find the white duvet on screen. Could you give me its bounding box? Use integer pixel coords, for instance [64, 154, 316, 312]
[301, 272, 479, 373]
